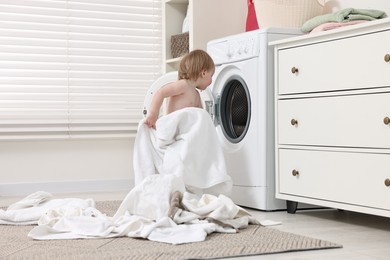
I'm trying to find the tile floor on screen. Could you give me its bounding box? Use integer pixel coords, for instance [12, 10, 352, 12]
[1, 191, 390, 260]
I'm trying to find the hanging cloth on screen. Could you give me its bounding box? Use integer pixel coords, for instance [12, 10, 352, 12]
[246, 0, 259, 31]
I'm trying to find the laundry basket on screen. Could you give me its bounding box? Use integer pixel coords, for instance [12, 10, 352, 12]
[254, 0, 325, 28]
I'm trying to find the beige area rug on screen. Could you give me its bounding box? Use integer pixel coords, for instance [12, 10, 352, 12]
[0, 201, 342, 260]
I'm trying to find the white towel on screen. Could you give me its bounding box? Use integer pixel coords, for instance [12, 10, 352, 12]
[134, 107, 232, 196]
[113, 174, 186, 221]
[0, 191, 94, 225]
[7, 191, 53, 210]
[27, 175, 241, 244]
[21, 173, 275, 244]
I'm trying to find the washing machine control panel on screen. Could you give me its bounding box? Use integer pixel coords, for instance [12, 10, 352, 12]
[208, 35, 259, 65]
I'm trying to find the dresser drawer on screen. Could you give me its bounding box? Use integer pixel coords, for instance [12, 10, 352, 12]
[277, 30, 390, 95]
[278, 149, 390, 210]
[278, 92, 390, 148]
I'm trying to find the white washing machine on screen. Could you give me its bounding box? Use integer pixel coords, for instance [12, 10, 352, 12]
[143, 28, 302, 211]
[205, 28, 302, 211]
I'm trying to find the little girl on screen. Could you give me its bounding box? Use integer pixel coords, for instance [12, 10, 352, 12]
[144, 49, 215, 129]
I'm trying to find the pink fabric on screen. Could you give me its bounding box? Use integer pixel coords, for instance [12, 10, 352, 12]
[310, 20, 368, 33]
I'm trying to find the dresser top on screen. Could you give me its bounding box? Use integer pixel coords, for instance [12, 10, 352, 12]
[269, 17, 390, 48]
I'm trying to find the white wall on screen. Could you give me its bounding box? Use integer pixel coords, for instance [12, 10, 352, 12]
[0, 139, 135, 196]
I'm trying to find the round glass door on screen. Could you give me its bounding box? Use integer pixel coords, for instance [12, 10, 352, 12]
[219, 76, 251, 143]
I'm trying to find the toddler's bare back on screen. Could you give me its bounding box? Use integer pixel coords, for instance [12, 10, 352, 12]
[166, 80, 202, 114]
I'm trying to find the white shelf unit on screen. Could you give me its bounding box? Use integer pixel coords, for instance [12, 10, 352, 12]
[163, 0, 246, 72]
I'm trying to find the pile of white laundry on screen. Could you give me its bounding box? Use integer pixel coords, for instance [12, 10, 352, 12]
[0, 174, 271, 244]
[0, 108, 280, 244]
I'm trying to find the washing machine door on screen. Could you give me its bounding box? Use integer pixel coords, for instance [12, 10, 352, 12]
[212, 65, 251, 145]
[142, 71, 177, 118]
[143, 71, 215, 120]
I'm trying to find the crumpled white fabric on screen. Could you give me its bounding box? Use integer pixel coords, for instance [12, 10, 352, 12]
[1, 174, 278, 244]
[7, 191, 53, 210]
[174, 192, 260, 230]
[134, 107, 232, 197]
[26, 174, 241, 244]
[0, 191, 94, 225]
[113, 174, 186, 221]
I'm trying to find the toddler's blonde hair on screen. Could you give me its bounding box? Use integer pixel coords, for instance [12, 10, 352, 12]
[178, 49, 215, 81]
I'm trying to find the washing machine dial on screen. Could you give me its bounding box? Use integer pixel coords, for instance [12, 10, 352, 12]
[226, 45, 234, 58]
[237, 46, 243, 55]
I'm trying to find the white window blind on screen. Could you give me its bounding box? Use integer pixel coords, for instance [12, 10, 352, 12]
[0, 0, 162, 140]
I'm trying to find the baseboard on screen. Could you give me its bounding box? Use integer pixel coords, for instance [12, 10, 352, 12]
[0, 179, 134, 197]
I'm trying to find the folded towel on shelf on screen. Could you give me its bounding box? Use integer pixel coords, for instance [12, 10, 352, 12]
[302, 8, 387, 32]
[310, 20, 368, 33]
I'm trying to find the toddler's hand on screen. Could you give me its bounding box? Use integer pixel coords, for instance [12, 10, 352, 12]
[144, 116, 157, 129]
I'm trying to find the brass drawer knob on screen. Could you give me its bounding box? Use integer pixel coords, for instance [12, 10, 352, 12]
[292, 169, 299, 176]
[385, 54, 390, 62]
[291, 67, 299, 74]
[385, 179, 390, 187]
[384, 117, 390, 125]
[291, 119, 298, 126]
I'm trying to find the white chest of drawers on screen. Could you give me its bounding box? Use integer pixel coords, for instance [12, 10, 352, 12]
[271, 19, 390, 218]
